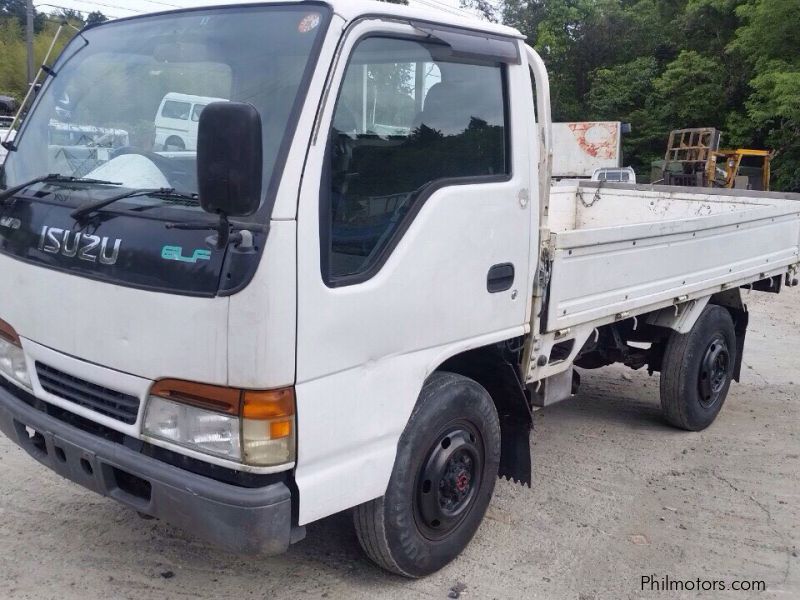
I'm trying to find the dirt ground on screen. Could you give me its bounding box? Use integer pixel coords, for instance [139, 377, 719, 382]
[0, 290, 798, 600]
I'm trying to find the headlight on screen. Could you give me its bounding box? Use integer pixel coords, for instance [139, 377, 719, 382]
[143, 380, 295, 467]
[0, 319, 31, 390]
[143, 397, 242, 460]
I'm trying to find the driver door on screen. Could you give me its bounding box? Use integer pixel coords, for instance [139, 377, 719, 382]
[293, 21, 538, 525]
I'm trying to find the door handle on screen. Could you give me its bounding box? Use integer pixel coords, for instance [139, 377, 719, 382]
[487, 263, 515, 293]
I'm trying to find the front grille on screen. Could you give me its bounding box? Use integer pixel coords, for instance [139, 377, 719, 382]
[35, 363, 140, 425]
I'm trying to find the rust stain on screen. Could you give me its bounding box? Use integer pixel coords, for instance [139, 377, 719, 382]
[568, 122, 619, 159]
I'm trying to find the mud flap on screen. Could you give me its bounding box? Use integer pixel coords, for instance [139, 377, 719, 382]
[711, 289, 749, 382]
[497, 413, 532, 487]
[495, 361, 533, 487]
[732, 309, 748, 382]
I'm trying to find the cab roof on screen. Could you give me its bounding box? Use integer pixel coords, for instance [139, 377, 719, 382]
[110, 0, 523, 40]
[322, 0, 521, 38]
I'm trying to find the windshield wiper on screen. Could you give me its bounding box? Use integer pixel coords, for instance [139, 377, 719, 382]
[0, 174, 123, 205]
[71, 187, 199, 220]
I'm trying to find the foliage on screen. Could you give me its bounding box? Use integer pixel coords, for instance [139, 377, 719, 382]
[85, 11, 108, 27]
[0, 6, 105, 105]
[0, 0, 45, 33]
[2, 0, 797, 190]
[460, 0, 500, 22]
[729, 0, 800, 191]
[501, 0, 800, 191]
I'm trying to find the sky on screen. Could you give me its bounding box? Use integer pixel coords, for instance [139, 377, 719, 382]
[32, 0, 483, 22]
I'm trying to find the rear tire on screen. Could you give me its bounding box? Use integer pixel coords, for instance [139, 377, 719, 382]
[164, 136, 185, 151]
[353, 372, 501, 577]
[660, 305, 737, 431]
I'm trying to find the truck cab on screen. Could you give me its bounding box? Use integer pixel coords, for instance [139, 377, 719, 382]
[0, 0, 538, 572]
[0, 0, 798, 578]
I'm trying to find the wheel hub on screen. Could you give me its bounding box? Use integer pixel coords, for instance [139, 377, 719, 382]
[698, 335, 731, 408]
[440, 456, 473, 510]
[415, 426, 483, 540]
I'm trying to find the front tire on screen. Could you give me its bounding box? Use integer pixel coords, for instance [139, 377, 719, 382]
[660, 305, 737, 431]
[354, 372, 501, 577]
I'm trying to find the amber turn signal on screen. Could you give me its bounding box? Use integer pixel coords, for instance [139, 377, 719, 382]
[150, 380, 295, 420]
[269, 419, 293, 440]
[243, 388, 295, 420]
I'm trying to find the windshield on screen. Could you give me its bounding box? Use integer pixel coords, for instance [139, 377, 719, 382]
[2, 3, 330, 220]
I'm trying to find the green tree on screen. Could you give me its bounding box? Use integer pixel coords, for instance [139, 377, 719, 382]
[85, 11, 107, 27]
[588, 57, 663, 174]
[654, 50, 727, 127]
[0, 14, 79, 102]
[461, 0, 500, 22]
[589, 57, 659, 119]
[0, 0, 45, 33]
[730, 0, 800, 190]
[502, 0, 547, 41]
[511, 0, 678, 121]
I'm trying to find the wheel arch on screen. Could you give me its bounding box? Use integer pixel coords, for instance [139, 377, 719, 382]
[164, 135, 186, 148]
[434, 342, 532, 487]
[642, 290, 748, 382]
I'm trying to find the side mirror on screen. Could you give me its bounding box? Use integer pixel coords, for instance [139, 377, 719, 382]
[197, 102, 262, 217]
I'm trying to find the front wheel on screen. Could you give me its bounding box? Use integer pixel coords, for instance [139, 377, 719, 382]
[353, 372, 501, 577]
[660, 305, 737, 431]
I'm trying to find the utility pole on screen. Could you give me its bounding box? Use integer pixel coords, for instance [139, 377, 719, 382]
[26, 0, 35, 86]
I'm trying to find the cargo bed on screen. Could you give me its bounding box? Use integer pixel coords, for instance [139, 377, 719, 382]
[544, 182, 800, 332]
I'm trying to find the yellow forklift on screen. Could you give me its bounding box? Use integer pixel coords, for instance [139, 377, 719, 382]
[661, 128, 772, 191]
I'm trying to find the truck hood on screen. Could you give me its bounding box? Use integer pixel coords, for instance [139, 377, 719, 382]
[0, 250, 229, 384]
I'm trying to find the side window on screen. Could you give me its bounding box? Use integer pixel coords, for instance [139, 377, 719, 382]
[162, 101, 191, 120]
[324, 36, 509, 282]
[191, 104, 206, 122]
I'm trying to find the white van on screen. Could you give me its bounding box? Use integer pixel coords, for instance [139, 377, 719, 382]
[154, 92, 227, 151]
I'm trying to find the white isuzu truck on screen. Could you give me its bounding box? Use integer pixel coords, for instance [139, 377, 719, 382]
[1, 0, 799, 578]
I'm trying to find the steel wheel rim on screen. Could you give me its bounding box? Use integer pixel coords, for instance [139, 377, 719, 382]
[414, 422, 484, 541]
[698, 334, 730, 408]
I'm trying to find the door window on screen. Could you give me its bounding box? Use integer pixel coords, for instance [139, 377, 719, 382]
[324, 36, 509, 282]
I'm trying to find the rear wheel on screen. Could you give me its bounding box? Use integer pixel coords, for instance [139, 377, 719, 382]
[353, 372, 500, 577]
[660, 305, 737, 431]
[164, 136, 185, 151]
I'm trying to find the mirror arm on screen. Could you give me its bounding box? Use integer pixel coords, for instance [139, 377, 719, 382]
[215, 213, 231, 250]
[166, 212, 230, 249]
[166, 213, 266, 250]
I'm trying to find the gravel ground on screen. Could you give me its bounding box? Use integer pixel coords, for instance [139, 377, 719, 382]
[0, 290, 798, 600]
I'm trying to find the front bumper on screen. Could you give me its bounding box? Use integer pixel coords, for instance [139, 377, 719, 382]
[0, 380, 296, 554]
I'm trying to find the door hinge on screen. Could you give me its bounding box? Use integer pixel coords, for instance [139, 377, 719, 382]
[534, 241, 553, 296]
